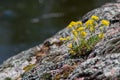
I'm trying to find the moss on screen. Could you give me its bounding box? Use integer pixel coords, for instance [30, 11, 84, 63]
[23, 64, 36, 72]
[41, 73, 52, 80]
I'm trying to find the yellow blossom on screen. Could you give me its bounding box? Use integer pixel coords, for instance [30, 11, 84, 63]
[89, 26, 95, 32]
[76, 21, 83, 26]
[67, 25, 72, 28]
[91, 15, 99, 21]
[70, 50, 76, 55]
[98, 33, 105, 39]
[67, 21, 76, 28]
[68, 43, 72, 48]
[77, 27, 85, 31]
[59, 37, 64, 41]
[65, 38, 69, 40]
[70, 21, 76, 26]
[80, 31, 87, 37]
[65, 16, 111, 57]
[101, 20, 110, 26]
[85, 19, 94, 28]
[72, 30, 78, 37]
[66, 36, 70, 40]
[59, 37, 68, 41]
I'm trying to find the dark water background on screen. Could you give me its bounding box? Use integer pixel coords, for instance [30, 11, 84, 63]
[0, 0, 114, 64]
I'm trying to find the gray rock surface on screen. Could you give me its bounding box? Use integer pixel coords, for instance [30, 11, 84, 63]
[0, 1, 120, 80]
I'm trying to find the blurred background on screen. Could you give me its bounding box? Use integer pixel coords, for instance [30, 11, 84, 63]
[0, 0, 114, 64]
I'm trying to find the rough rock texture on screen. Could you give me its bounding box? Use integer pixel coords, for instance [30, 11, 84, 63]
[0, 1, 120, 80]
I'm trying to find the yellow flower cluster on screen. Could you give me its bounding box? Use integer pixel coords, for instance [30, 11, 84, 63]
[59, 36, 70, 41]
[80, 31, 87, 37]
[101, 20, 110, 26]
[76, 21, 82, 26]
[72, 30, 78, 37]
[59, 15, 110, 57]
[98, 33, 105, 39]
[67, 21, 83, 29]
[85, 15, 100, 32]
[85, 19, 94, 28]
[67, 21, 77, 28]
[91, 15, 99, 21]
[77, 27, 85, 31]
[89, 27, 94, 32]
[69, 21, 88, 39]
[68, 43, 72, 48]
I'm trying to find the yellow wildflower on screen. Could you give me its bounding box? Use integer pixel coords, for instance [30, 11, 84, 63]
[67, 21, 76, 28]
[66, 36, 70, 40]
[91, 15, 99, 21]
[85, 19, 94, 28]
[80, 31, 87, 37]
[98, 33, 105, 39]
[70, 21, 76, 26]
[59, 36, 70, 41]
[65, 38, 69, 40]
[76, 21, 82, 26]
[68, 21, 76, 28]
[77, 27, 85, 31]
[70, 50, 76, 55]
[68, 43, 72, 48]
[59, 37, 64, 41]
[89, 26, 95, 32]
[72, 30, 78, 37]
[59, 37, 67, 41]
[67, 25, 72, 28]
[101, 20, 110, 26]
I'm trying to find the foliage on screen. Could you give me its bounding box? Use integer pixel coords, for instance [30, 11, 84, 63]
[59, 15, 110, 57]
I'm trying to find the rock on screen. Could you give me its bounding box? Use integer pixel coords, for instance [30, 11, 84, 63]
[0, 1, 120, 80]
